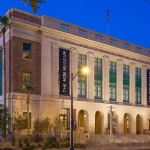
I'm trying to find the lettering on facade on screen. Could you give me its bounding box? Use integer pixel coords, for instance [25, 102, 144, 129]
[59, 48, 70, 95]
[147, 70, 150, 105]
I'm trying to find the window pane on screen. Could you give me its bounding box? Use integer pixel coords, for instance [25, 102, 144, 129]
[23, 43, 31, 59]
[23, 72, 31, 86]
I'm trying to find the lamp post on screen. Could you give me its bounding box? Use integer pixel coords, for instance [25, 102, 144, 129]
[70, 67, 89, 150]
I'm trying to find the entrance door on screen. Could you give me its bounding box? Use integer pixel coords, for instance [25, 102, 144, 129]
[95, 111, 101, 134]
[124, 113, 130, 134]
[136, 114, 141, 134]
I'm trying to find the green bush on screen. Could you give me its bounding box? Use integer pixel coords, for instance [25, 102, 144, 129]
[3, 148, 13, 150]
[44, 136, 60, 148]
[18, 139, 23, 148]
[74, 143, 86, 148]
[59, 142, 70, 148]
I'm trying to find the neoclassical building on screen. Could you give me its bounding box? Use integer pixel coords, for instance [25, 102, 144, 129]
[0, 8, 150, 135]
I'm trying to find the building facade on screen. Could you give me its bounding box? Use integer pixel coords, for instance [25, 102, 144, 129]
[0, 9, 150, 135]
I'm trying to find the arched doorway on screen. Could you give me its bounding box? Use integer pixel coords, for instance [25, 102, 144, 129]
[124, 113, 130, 134]
[136, 114, 141, 134]
[60, 108, 69, 130]
[95, 111, 101, 134]
[78, 110, 88, 128]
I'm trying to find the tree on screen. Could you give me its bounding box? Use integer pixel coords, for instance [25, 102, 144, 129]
[12, 112, 28, 134]
[53, 114, 67, 141]
[0, 105, 11, 137]
[23, 84, 34, 135]
[33, 118, 53, 134]
[0, 16, 9, 141]
[23, 0, 46, 12]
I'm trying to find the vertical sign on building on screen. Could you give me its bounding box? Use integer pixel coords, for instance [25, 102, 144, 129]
[147, 70, 150, 105]
[59, 48, 70, 96]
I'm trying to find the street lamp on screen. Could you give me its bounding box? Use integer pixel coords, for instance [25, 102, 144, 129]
[70, 66, 89, 150]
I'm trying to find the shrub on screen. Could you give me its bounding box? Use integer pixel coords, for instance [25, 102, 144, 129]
[3, 148, 13, 150]
[74, 143, 86, 148]
[18, 139, 23, 147]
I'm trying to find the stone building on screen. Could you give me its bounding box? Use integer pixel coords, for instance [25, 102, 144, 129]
[0, 8, 150, 135]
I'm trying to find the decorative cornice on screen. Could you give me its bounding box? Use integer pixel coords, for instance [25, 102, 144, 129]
[142, 65, 147, 69]
[61, 39, 150, 65]
[51, 42, 59, 48]
[103, 55, 109, 60]
[130, 62, 135, 66]
[117, 59, 123, 63]
[88, 51, 94, 56]
[70, 47, 77, 53]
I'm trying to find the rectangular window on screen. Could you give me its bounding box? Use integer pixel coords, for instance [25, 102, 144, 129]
[23, 112, 31, 129]
[23, 72, 31, 86]
[124, 43, 130, 49]
[109, 61, 116, 75]
[78, 54, 87, 98]
[78, 54, 86, 68]
[110, 39, 117, 45]
[94, 81, 102, 99]
[109, 83, 116, 101]
[136, 67, 141, 80]
[94, 58, 102, 72]
[60, 23, 69, 31]
[123, 65, 129, 77]
[23, 42, 31, 59]
[135, 87, 141, 104]
[123, 85, 129, 103]
[95, 34, 103, 40]
[78, 29, 87, 36]
[136, 47, 142, 53]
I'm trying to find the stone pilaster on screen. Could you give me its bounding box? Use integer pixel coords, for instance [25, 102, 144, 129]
[142, 65, 147, 105]
[87, 52, 94, 99]
[130, 62, 135, 104]
[41, 40, 52, 95]
[51, 43, 59, 96]
[102, 55, 109, 101]
[117, 59, 123, 102]
[70, 47, 78, 98]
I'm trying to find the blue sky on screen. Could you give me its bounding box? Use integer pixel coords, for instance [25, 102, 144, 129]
[1, 0, 150, 48]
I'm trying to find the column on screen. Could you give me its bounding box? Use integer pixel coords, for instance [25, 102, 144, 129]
[87, 52, 94, 99]
[117, 59, 123, 102]
[142, 65, 147, 105]
[51, 43, 59, 96]
[130, 62, 135, 104]
[70, 47, 78, 98]
[41, 40, 52, 96]
[102, 55, 109, 101]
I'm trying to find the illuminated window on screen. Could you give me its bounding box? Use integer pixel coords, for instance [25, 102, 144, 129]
[135, 67, 141, 80]
[95, 58, 102, 72]
[109, 61, 116, 75]
[136, 87, 141, 104]
[78, 54, 87, 98]
[109, 83, 116, 101]
[94, 81, 102, 99]
[23, 112, 31, 129]
[123, 65, 129, 77]
[123, 85, 129, 103]
[23, 42, 31, 59]
[60, 108, 69, 130]
[23, 72, 31, 86]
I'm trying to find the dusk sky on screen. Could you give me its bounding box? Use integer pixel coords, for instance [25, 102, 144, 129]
[1, 0, 150, 48]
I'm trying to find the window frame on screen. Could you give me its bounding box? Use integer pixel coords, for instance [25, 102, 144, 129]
[23, 42, 32, 60]
[23, 72, 32, 86]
